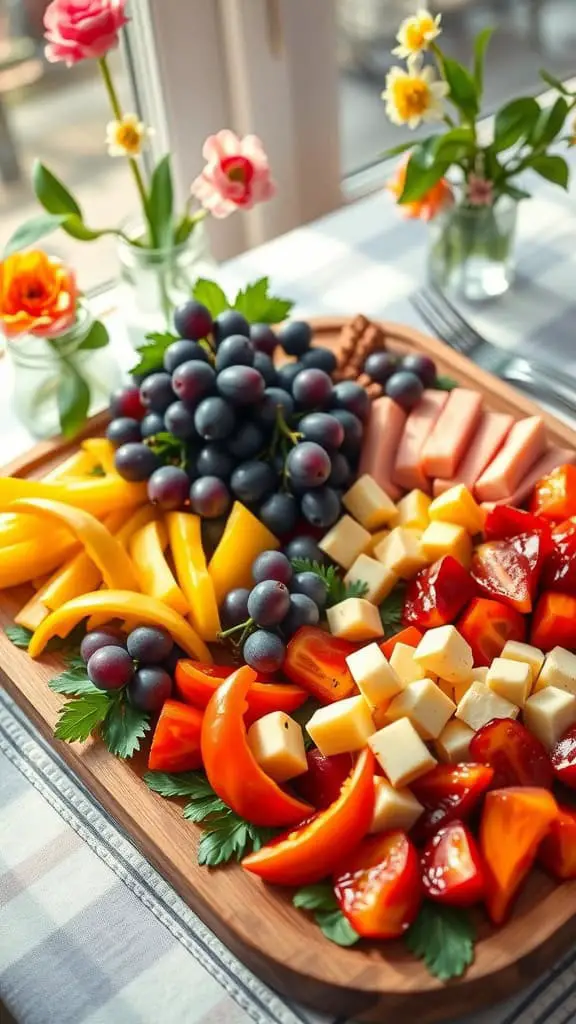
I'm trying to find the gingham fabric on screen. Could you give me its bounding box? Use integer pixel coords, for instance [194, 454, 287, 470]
[2, 148, 576, 1024]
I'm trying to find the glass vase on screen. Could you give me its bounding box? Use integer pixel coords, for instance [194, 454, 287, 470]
[117, 219, 216, 349]
[427, 196, 518, 302]
[6, 302, 121, 440]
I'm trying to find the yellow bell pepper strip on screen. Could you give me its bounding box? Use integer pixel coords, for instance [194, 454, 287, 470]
[42, 449, 98, 481]
[28, 590, 212, 662]
[9, 498, 141, 594]
[31, 574, 50, 591]
[0, 536, 80, 589]
[40, 510, 131, 612]
[81, 438, 118, 476]
[0, 476, 147, 519]
[114, 505, 157, 550]
[15, 590, 50, 632]
[129, 520, 188, 616]
[208, 501, 280, 606]
[166, 512, 221, 642]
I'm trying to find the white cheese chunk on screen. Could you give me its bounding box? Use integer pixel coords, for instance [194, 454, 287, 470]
[368, 718, 437, 788]
[369, 777, 424, 834]
[247, 711, 307, 782]
[535, 646, 576, 695]
[345, 642, 402, 709]
[471, 667, 489, 683]
[414, 625, 473, 683]
[455, 681, 519, 732]
[326, 597, 383, 642]
[523, 686, 576, 749]
[500, 640, 545, 684]
[342, 474, 399, 530]
[306, 694, 375, 756]
[318, 515, 371, 569]
[385, 678, 456, 740]
[396, 489, 431, 531]
[453, 676, 473, 703]
[344, 553, 398, 605]
[373, 526, 428, 578]
[434, 719, 475, 763]
[390, 641, 433, 685]
[486, 657, 531, 707]
[420, 521, 472, 567]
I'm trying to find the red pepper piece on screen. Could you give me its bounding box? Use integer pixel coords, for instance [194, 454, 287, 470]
[531, 592, 576, 651]
[469, 717, 553, 789]
[457, 597, 526, 666]
[530, 464, 576, 522]
[402, 556, 476, 630]
[283, 626, 359, 703]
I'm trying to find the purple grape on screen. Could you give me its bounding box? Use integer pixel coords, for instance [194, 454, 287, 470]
[172, 360, 215, 403]
[276, 362, 304, 392]
[231, 460, 276, 504]
[128, 667, 172, 712]
[250, 323, 277, 355]
[291, 572, 327, 609]
[201, 517, 227, 557]
[253, 351, 277, 386]
[215, 334, 254, 371]
[299, 412, 344, 451]
[385, 370, 424, 410]
[114, 442, 160, 482]
[162, 643, 186, 674]
[217, 366, 265, 406]
[243, 630, 285, 673]
[140, 412, 165, 439]
[292, 368, 333, 409]
[301, 347, 337, 374]
[286, 442, 331, 489]
[164, 401, 197, 440]
[331, 381, 370, 422]
[110, 385, 145, 420]
[283, 536, 325, 564]
[400, 353, 437, 387]
[278, 321, 312, 356]
[196, 444, 233, 479]
[80, 630, 124, 664]
[252, 551, 293, 585]
[300, 486, 341, 528]
[140, 372, 175, 414]
[194, 397, 236, 440]
[282, 593, 320, 637]
[363, 351, 398, 385]
[328, 451, 352, 489]
[174, 300, 213, 340]
[164, 338, 211, 373]
[248, 581, 291, 627]
[127, 626, 173, 664]
[331, 409, 363, 459]
[257, 387, 294, 427]
[221, 587, 250, 628]
[213, 309, 250, 345]
[87, 646, 134, 690]
[147, 465, 189, 510]
[227, 422, 265, 460]
[258, 492, 298, 536]
[106, 417, 141, 448]
[190, 475, 232, 518]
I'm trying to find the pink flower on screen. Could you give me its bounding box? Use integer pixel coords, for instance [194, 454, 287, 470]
[191, 130, 276, 219]
[44, 0, 128, 66]
[466, 173, 494, 207]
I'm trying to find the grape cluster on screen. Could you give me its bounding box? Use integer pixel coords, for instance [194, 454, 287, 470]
[220, 549, 327, 673]
[106, 301, 368, 532]
[80, 626, 177, 713]
[363, 351, 438, 411]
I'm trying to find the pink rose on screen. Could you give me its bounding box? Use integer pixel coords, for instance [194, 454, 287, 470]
[191, 130, 276, 219]
[44, 0, 128, 66]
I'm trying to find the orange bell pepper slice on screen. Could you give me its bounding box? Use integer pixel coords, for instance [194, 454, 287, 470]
[530, 464, 576, 522]
[242, 747, 375, 886]
[42, 449, 100, 481]
[456, 596, 526, 666]
[531, 591, 576, 651]
[166, 512, 220, 642]
[175, 659, 307, 722]
[283, 626, 359, 703]
[201, 665, 312, 828]
[81, 437, 118, 476]
[0, 534, 80, 588]
[148, 700, 204, 773]
[14, 590, 50, 632]
[0, 475, 147, 518]
[479, 786, 558, 924]
[208, 501, 279, 606]
[538, 804, 576, 880]
[379, 626, 423, 658]
[129, 519, 188, 616]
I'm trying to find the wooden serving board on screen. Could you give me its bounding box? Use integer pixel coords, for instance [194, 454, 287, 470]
[2, 317, 576, 1024]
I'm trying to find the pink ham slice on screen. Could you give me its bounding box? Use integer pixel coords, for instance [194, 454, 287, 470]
[359, 396, 407, 501]
[393, 390, 449, 493]
[481, 446, 576, 510]
[432, 411, 513, 497]
[474, 416, 547, 503]
[420, 388, 483, 480]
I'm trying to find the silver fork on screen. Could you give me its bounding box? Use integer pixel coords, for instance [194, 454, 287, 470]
[411, 286, 576, 415]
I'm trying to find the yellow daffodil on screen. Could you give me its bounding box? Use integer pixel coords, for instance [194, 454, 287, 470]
[382, 57, 448, 129]
[105, 113, 153, 158]
[392, 9, 442, 58]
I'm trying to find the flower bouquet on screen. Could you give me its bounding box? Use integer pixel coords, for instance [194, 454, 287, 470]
[382, 9, 576, 300]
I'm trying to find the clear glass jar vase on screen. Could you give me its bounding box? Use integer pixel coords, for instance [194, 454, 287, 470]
[6, 302, 121, 440]
[427, 195, 518, 302]
[117, 219, 216, 349]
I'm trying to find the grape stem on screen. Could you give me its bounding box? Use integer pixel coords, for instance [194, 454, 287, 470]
[276, 406, 302, 446]
[218, 617, 254, 642]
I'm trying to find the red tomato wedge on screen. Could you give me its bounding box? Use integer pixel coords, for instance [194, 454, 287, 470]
[531, 591, 576, 651]
[334, 830, 421, 939]
[530, 464, 576, 522]
[471, 533, 546, 614]
[411, 763, 494, 842]
[283, 626, 359, 703]
[201, 665, 312, 828]
[293, 749, 355, 810]
[483, 504, 553, 551]
[421, 820, 485, 907]
[175, 659, 308, 722]
[550, 724, 576, 789]
[480, 787, 558, 925]
[402, 556, 475, 630]
[469, 718, 553, 789]
[242, 748, 375, 886]
[380, 626, 423, 658]
[538, 805, 576, 880]
[457, 597, 526, 666]
[541, 519, 576, 595]
[148, 699, 203, 773]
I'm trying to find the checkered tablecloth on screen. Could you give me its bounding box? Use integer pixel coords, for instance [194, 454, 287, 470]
[3, 153, 576, 1024]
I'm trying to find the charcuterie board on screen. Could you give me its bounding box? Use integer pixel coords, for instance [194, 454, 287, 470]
[1, 317, 576, 1024]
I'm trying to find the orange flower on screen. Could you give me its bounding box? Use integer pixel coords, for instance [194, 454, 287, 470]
[387, 157, 453, 221]
[0, 251, 78, 339]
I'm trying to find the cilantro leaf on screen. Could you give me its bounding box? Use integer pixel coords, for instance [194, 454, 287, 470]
[144, 770, 208, 798]
[289, 557, 368, 608]
[405, 903, 475, 981]
[379, 584, 406, 638]
[293, 883, 360, 947]
[435, 374, 458, 391]
[49, 664, 101, 696]
[197, 814, 275, 866]
[233, 277, 293, 325]
[145, 430, 187, 466]
[101, 700, 150, 759]
[4, 624, 33, 648]
[130, 332, 178, 376]
[54, 691, 112, 743]
[192, 279, 230, 319]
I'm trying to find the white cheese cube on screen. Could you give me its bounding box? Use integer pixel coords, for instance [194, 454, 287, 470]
[344, 554, 398, 605]
[373, 526, 428, 579]
[345, 643, 402, 709]
[523, 686, 576, 749]
[471, 667, 489, 683]
[318, 515, 371, 570]
[434, 719, 475, 763]
[428, 484, 485, 536]
[500, 640, 545, 684]
[326, 597, 383, 642]
[535, 646, 576, 695]
[396, 489, 431, 531]
[342, 475, 399, 531]
[453, 676, 473, 703]
[420, 521, 472, 567]
[385, 678, 456, 740]
[306, 694, 375, 756]
[390, 642, 433, 685]
[455, 681, 519, 732]
[368, 718, 437, 787]
[369, 777, 424, 834]
[247, 711, 308, 782]
[366, 528, 390, 556]
[414, 625, 473, 683]
[486, 657, 531, 708]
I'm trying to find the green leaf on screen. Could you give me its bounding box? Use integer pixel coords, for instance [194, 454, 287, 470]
[381, 140, 418, 160]
[145, 430, 187, 466]
[493, 97, 541, 152]
[101, 699, 150, 759]
[78, 320, 109, 350]
[473, 26, 493, 93]
[539, 69, 570, 94]
[130, 331, 179, 376]
[4, 624, 33, 648]
[529, 154, 569, 189]
[60, 215, 102, 242]
[57, 361, 91, 439]
[192, 279, 230, 320]
[233, 277, 294, 325]
[405, 903, 475, 981]
[442, 55, 479, 120]
[288, 557, 366, 608]
[3, 214, 69, 257]
[398, 144, 451, 205]
[33, 161, 82, 217]
[290, 698, 321, 750]
[433, 127, 475, 163]
[49, 665, 100, 696]
[293, 883, 338, 911]
[379, 584, 406, 638]
[144, 770, 208, 798]
[88, 464, 106, 477]
[501, 184, 532, 201]
[434, 374, 458, 390]
[316, 909, 360, 947]
[54, 691, 112, 743]
[197, 813, 275, 866]
[530, 97, 569, 147]
[147, 154, 174, 249]
[174, 215, 196, 246]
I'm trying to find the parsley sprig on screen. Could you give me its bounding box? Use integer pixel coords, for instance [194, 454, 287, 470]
[290, 558, 368, 607]
[379, 584, 406, 638]
[405, 903, 476, 981]
[54, 687, 150, 758]
[145, 430, 187, 468]
[4, 623, 85, 654]
[293, 884, 360, 947]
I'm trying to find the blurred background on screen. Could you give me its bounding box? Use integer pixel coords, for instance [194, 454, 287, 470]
[0, 0, 574, 290]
